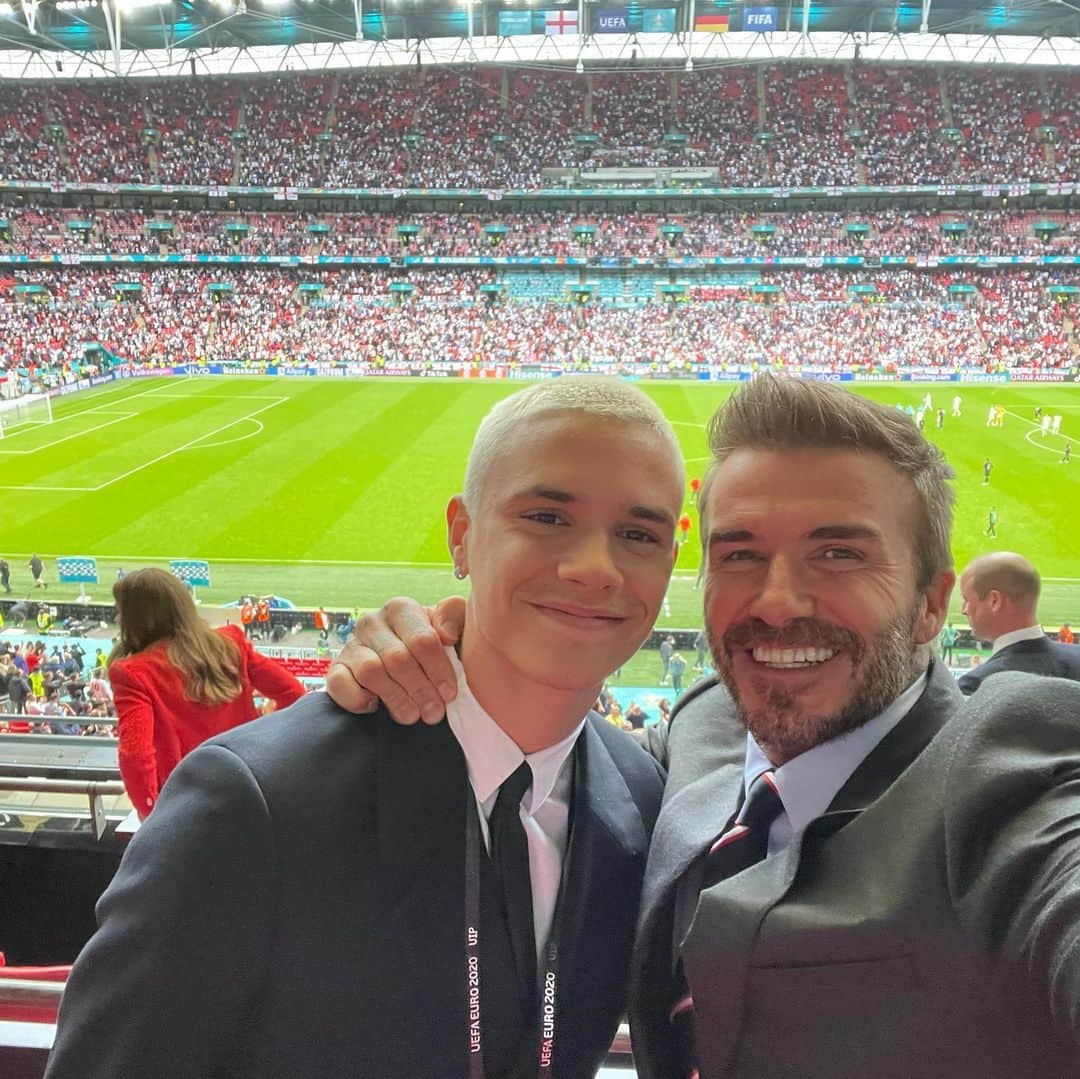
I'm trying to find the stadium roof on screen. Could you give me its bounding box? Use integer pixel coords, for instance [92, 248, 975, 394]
[0, 0, 1077, 76]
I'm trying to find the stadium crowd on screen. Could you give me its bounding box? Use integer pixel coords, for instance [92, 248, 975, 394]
[1, 266, 1074, 374]
[1, 207, 1076, 259]
[0, 64, 1076, 188]
[0, 640, 117, 733]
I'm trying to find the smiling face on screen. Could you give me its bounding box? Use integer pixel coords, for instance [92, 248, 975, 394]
[450, 411, 682, 708]
[703, 447, 953, 765]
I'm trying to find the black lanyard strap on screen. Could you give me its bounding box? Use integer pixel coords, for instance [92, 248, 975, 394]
[464, 793, 564, 1079]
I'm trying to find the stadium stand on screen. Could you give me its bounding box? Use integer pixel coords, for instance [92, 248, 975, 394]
[2, 208, 1077, 259]
[0, 65, 1078, 188]
[2, 266, 1075, 375]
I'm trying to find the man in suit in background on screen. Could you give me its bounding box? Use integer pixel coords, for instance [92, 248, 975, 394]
[957, 550, 1080, 695]
[331, 377, 1080, 1078]
[45, 377, 681, 1079]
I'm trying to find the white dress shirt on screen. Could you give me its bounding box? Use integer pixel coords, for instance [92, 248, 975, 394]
[742, 671, 929, 855]
[990, 624, 1045, 657]
[443, 648, 586, 968]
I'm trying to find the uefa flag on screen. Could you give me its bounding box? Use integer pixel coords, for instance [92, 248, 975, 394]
[544, 9, 579, 34]
[694, 12, 729, 31]
[642, 7, 677, 32]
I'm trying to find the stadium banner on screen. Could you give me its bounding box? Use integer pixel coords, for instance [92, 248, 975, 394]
[694, 12, 729, 31]
[497, 10, 533, 35]
[648, 370, 707, 381]
[1009, 368, 1076, 383]
[510, 367, 558, 380]
[743, 6, 777, 30]
[852, 373, 902, 383]
[596, 8, 630, 33]
[900, 371, 957, 382]
[117, 365, 188, 379]
[958, 372, 1009, 383]
[57, 557, 99, 585]
[170, 560, 211, 588]
[544, 9, 579, 34]
[641, 8, 677, 31]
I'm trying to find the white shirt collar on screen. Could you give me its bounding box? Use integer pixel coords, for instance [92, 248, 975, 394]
[443, 647, 585, 816]
[743, 670, 929, 837]
[991, 625, 1045, 657]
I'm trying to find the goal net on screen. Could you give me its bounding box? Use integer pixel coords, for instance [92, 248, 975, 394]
[0, 394, 53, 438]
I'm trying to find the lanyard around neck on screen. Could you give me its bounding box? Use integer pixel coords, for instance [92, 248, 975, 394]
[464, 791, 566, 1078]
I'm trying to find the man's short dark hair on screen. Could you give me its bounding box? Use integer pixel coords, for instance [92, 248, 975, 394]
[698, 376, 956, 587]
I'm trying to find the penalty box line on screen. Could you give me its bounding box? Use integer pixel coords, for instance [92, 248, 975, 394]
[0, 398, 288, 493]
[0, 412, 137, 456]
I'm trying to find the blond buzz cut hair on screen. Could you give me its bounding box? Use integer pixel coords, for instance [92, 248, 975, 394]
[463, 376, 685, 510]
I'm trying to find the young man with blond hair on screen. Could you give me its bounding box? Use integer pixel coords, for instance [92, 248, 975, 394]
[47, 378, 683, 1079]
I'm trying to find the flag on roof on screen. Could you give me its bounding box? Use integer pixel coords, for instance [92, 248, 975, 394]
[544, 9, 579, 34]
[694, 12, 729, 31]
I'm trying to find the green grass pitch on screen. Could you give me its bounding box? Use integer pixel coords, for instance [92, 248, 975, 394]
[3, 375, 1078, 629]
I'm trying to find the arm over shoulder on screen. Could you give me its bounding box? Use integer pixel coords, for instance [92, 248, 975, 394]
[45, 743, 277, 1079]
[945, 673, 1080, 1044]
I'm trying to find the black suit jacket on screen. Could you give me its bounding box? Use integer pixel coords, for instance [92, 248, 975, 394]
[958, 633, 1080, 695]
[45, 693, 665, 1079]
[630, 664, 1080, 1078]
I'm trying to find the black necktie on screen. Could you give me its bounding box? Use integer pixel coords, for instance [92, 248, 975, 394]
[669, 771, 785, 1079]
[490, 761, 536, 1007]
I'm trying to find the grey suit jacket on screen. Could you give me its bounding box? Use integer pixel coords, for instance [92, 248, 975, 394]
[630, 663, 1080, 1079]
[958, 634, 1080, 695]
[45, 692, 665, 1079]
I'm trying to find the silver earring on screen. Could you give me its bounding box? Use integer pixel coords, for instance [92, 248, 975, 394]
[454, 567, 467, 580]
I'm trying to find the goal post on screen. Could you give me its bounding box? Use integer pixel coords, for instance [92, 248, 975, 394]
[0, 393, 54, 438]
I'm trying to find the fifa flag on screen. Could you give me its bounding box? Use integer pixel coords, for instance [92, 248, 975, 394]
[743, 6, 777, 30]
[642, 7, 677, 31]
[694, 12, 729, 31]
[544, 9, 579, 34]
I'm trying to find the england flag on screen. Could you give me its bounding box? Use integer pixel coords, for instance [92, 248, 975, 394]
[544, 9, 579, 34]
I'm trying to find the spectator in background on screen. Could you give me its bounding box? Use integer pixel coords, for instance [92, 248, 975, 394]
[1061, 623, 1075, 645]
[107, 568, 305, 819]
[0, 557, 9, 593]
[625, 701, 649, 730]
[958, 551, 1080, 695]
[668, 650, 687, 694]
[606, 699, 627, 730]
[88, 669, 113, 708]
[659, 635, 675, 684]
[28, 553, 47, 589]
[255, 596, 271, 640]
[939, 622, 957, 665]
[6, 667, 30, 715]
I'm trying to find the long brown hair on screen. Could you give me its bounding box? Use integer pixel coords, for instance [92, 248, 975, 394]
[109, 568, 243, 706]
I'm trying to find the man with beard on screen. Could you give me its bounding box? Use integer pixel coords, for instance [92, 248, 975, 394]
[329, 377, 1080, 1078]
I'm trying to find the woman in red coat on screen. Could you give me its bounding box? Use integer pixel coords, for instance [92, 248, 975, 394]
[108, 568, 306, 819]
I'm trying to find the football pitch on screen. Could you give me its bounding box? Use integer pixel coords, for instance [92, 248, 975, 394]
[4, 375, 1079, 628]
